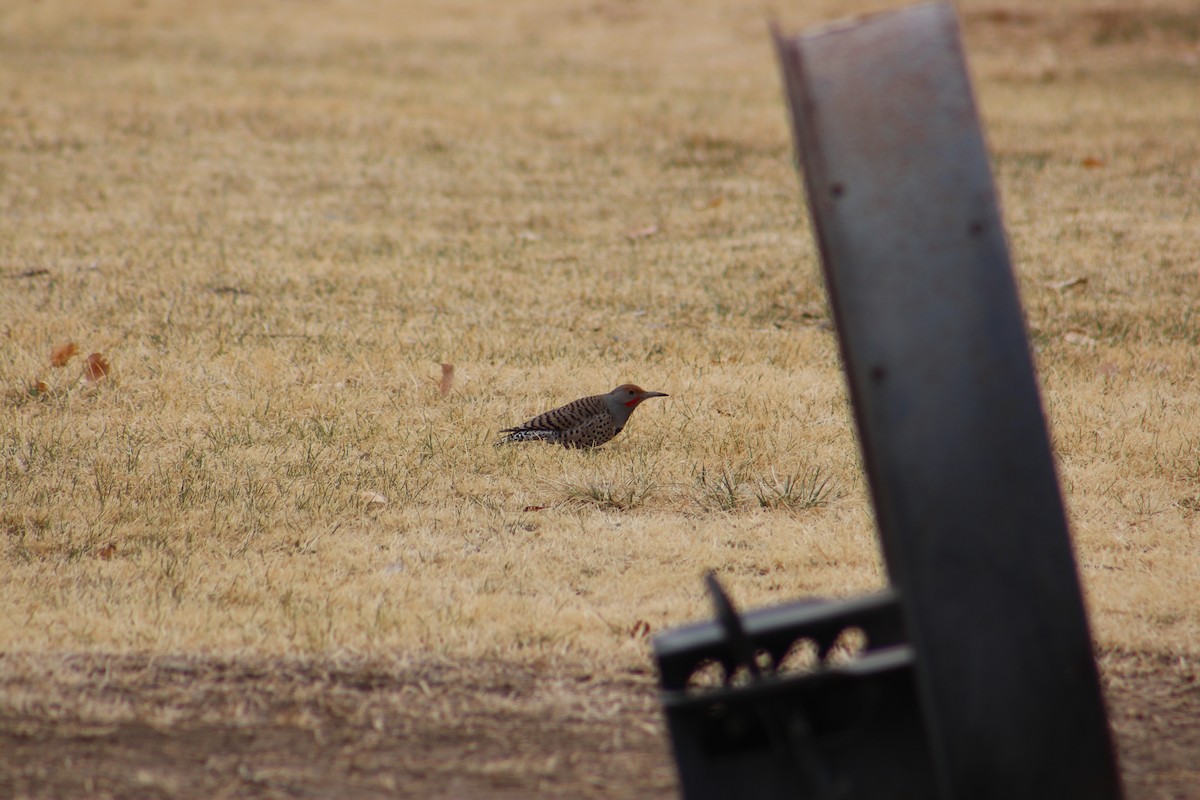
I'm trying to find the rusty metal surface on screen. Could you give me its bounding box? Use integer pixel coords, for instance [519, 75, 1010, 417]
[776, 4, 1122, 799]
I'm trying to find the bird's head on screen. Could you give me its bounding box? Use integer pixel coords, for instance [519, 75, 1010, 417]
[611, 383, 669, 409]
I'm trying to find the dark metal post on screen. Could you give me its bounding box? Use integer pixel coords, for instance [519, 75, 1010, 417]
[774, 4, 1122, 798]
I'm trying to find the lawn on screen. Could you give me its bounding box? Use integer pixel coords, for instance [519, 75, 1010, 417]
[1, 1, 1197, 796]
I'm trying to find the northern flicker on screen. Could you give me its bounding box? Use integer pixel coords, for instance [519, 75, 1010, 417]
[499, 384, 669, 448]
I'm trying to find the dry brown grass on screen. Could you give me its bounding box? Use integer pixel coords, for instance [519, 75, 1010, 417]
[4, 2, 1200, 796]
[2, 0, 1198, 683]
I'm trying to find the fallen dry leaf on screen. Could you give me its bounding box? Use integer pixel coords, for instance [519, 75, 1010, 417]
[29, 380, 50, 397]
[209, 285, 250, 296]
[630, 620, 652, 639]
[439, 363, 455, 396]
[523, 505, 548, 513]
[1064, 331, 1098, 348]
[1046, 276, 1088, 291]
[1081, 157, 1105, 169]
[97, 543, 117, 560]
[12, 268, 50, 279]
[359, 490, 388, 510]
[82, 353, 111, 384]
[50, 342, 78, 367]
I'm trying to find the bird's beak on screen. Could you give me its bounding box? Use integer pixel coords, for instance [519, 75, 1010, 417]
[643, 391, 669, 398]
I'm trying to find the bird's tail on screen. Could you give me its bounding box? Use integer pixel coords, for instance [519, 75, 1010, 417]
[496, 428, 561, 446]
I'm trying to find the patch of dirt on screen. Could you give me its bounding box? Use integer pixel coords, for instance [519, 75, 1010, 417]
[0, 650, 1193, 798]
[963, 5, 1200, 48]
[1104, 650, 1200, 800]
[0, 653, 675, 799]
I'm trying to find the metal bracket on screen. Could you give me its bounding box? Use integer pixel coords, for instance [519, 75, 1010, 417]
[656, 575, 935, 800]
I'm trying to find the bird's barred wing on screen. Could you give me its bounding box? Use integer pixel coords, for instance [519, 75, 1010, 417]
[502, 394, 603, 433]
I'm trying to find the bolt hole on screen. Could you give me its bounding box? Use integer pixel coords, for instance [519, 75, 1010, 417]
[829, 183, 845, 198]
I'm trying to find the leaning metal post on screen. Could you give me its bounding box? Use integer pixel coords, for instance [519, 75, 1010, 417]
[655, 4, 1123, 799]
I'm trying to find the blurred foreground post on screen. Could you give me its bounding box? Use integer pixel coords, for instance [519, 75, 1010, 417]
[655, 4, 1123, 799]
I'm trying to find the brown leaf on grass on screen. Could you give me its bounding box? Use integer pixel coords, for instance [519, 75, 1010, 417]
[976, 9, 1035, 24]
[439, 363, 455, 396]
[625, 224, 658, 240]
[10, 268, 50, 279]
[82, 353, 111, 384]
[1064, 331, 1098, 348]
[630, 620, 651, 639]
[1081, 157, 1105, 168]
[29, 380, 50, 397]
[50, 342, 78, 367]
[523, 505, 548, 512]
[97, 543, 117, 560]
[1046, 276, 1088, 291]
[359, 490, 388, 510]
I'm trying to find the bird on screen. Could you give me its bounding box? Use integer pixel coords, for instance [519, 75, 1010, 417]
[498, 384, 669, 449]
